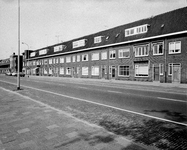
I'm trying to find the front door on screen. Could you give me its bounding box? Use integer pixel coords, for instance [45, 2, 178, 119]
[111, 66, 115, 78]
[173, 64, 180, 83]
[153, 66, 159, 81]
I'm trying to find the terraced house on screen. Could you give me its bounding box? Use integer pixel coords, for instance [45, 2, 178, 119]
[23, 7, 187, 84]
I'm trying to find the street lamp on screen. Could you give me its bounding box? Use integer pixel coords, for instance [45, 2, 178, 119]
[17, 0, 20, 90]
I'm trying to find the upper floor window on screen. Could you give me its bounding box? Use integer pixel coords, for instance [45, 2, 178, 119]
[60, 57, 64, 63]
[134, 44, 149, 57]
[125, 24, 148, 37]
[39, 49, 47, 55]
[109, 50, 116, 59]
[169, 41, 181, 54]
[82, 54, 88, 61]
[55, 58, 59, 64]
[66, 56, 71, 63]
[77, 55, 80, 62]
[152, 42, 164, 55]
[73, 39, 86, 49]
[91, 53, 99, 61]
[49, 59, 52, 64]
[94, 36, 102, 43]
[30, 52, 36, 57]
[54, 45, 66, 52]
[118, 48, 130, 58]
[101, 51, 107, 60]
[72, 56, 76, 62]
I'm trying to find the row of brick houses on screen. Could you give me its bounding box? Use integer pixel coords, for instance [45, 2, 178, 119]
[1, 7, 186, 84]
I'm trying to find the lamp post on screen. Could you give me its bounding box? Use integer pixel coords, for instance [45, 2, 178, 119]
[17, 0, 20, 90]
[22, 42, 29, 75]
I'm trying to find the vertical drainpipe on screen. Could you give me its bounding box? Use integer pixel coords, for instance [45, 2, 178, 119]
[164, 38, 167, 83]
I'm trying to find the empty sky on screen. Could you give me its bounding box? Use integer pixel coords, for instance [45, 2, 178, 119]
[0, 0, 186, 59]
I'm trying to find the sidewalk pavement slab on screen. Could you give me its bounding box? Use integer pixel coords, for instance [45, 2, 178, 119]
[0, 87, 151, 150]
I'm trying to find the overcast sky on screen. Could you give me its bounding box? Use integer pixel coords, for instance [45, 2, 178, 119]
[0, 0, 186, 59]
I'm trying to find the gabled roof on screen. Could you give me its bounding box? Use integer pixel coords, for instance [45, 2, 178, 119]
[30, 7, 187, 59]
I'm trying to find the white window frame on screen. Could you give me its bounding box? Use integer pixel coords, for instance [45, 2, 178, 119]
[30, 52, 36, 57]
[135, 63, 149, 77]
[59, 67, 64, 75]
[125, 24, 148, 37]
[82, 54, 88, 61]
[118, 48, 130, 58]
[49, 59, 52, 64]
[159, 64, 164, 75]
[94, 36, 102, 43]
[39, 49, 47, 55]
[77, 55, 80, 62]
[109, 50, 116, 59]
[169, 41, 181, 54]
[60, 57, 64, 63]
[54, 45, 65, 52]
[118, 66, 130, 76]
[91, 52, 99, 61]
[152, 42, 164, 55]
[101, 51, 107, 60]
[134, 44, 149, 57]
[82, 67, 89, 75]
[72, 56, 76, 62]
[73, 39, 86, 48]
[91, 66, 99, 76]
[66, 56, 71, 63]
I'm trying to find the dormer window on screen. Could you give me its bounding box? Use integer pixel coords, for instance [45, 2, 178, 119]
[72, 39, 86, 49]
[30, 52, 36, 57]
[106, 36, 110, 41]
[94, 36, 102, 43]
[125, 24, 148, 37]
[54, 45, 66, 52]
[39, 49, 48, 55]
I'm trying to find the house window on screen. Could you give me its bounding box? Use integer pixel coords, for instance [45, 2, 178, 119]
[44, 59, 48, 65]
[60, 67, 64, 74]
[49, 59, 52, 64]
[56, 58, 59, 64]
[30, 52, 36, 57]
[118, 66, 129, 76]
[72, 56, 76, 62]
[169, 41, 181, 54]
[54, 45, 66, 52]
[135, 63, 149, 77]
[94, 36, 102, 43]
[44, 68, 47, 74]
[159, 64, 164, 75]
[92, 66, 99, 76]
[73, 39, 86, 48]
[66, 67, 71, 75]
[125, 24, 148, 37]
[109, 50, 116, 59]
[91, 53, 99, 61]
[152, 42, 164, 55]
[77, 55, 80, 62]
[49, 68, 52, 75]
[168, 64, 173, 75]
[101, 51, 107, 60]
[82, 54, 88, 61]
[134, 44, 149, 57]
[118, 49, 130, 58]
[60, 57, 64, 63]
[82, 67, 88, 75]
[39, 49, 47, 55]
[66, 56, 71, 63]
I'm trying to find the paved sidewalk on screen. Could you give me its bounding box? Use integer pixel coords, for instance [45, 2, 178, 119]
[0, 87, 149, 150]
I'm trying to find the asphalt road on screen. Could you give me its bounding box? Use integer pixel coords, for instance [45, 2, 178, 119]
[0, 75, 187, 125]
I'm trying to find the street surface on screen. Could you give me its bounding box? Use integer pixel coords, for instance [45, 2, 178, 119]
[0, 75, 186, 125]
[0, 75, 187, 150]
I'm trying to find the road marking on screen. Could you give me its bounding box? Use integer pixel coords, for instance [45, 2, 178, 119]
[107, 90, 122, 94]
[157, 97, 187, 103]
[0, 80, 186, 127]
